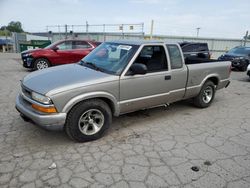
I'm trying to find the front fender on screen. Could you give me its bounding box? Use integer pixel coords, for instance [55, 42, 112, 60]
[62, 91, 120, 116]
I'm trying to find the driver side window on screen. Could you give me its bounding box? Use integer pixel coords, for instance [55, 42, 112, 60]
[57, 41, 72, 50]
[134, 45, 168, 73]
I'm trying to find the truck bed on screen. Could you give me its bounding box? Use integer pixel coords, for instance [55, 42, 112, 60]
[183, 60, 231, 99]
[185, 56, 224, 64]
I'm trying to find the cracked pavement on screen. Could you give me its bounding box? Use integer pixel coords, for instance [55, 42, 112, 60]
[0, 53, 250, 188]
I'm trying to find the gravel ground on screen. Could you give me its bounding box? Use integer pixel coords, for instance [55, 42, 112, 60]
[0, 53, 250, 188]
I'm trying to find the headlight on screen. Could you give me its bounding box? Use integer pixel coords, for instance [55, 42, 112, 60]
[23, 53, 32, 57]
[234, 57, 244, 60]
[31, 92, 51, 104]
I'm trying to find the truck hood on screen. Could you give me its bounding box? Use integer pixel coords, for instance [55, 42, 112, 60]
[22, 64, 118, 96]
[219, 53, 246, 60]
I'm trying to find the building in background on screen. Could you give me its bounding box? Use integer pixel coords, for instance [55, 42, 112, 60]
[0, 37, 14, 52]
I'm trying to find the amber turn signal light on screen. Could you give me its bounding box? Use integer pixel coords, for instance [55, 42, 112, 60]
[32, 104, 57, 113]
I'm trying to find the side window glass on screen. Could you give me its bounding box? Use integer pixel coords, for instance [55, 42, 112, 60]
[198, 44, 208, 51]
[73, 41, 92, 49]
[182, 44, 208, 52]
[182, 44, 193, 52]
[134, 45, 168, 73]
[167, 45, 183, 69]
[57, 41, 72, 50]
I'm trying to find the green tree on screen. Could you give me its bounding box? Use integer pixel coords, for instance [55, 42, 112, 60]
[6, 21, 24, 32]
[0, 21, 24, 33]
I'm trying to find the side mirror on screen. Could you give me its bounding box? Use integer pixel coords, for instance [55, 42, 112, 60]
[129, 63, 147, 75]
[52, 46, 59, 51]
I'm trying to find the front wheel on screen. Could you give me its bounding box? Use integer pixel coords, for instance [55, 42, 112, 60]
[240, 63, 248, 71]
[34, 58, 50, 70]
[193, 81, 215, 108]
[65, 99, 112, 142]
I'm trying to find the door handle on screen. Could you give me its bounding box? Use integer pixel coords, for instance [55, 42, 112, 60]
[165, 75, 171, 80]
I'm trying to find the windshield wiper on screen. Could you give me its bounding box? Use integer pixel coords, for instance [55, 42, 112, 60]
[81, 61, 102, 72]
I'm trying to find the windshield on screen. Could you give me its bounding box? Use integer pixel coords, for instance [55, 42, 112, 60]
[228, 47, 250, 55]
[44, 41, 62, 49]
[44, 42, 56, 49]
[80, 42, 139, 75]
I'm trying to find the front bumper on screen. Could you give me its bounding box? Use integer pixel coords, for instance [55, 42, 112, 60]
[21, 54, 34, 68]
[15, 94, 66, 130]
[231, 60, 247, 69]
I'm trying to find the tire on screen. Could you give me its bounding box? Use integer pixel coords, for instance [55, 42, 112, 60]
[241, 63, 248, 72]
[238, 60, 248, 71]
[65, 99, 112, 142]
[34, 58, 50, 70]
[193, 80, 215, 108]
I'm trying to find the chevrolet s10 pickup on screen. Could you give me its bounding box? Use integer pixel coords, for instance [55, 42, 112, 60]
[16, 41, 231, 142]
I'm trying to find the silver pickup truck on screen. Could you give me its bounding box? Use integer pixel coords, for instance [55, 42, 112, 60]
[16, 41, 231, 142]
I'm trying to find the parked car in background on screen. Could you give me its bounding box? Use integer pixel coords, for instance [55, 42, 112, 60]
[179, 42, 211, 59]
[16, 40, 231, 142]
[218, 46, 250, 71]
[247, 64, 250, 78]
[21, 39, 101, 70]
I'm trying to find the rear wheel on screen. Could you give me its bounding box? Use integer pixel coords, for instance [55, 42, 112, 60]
[193, 81, 215, 108]
[65, 99, 112, 142]
[34, 58, 50, 70]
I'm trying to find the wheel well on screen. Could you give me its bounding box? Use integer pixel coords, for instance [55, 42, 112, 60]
[35, 57, 51, 65]
[207, 77, 218, 86]
[97, 97, 115, 115]
[69, 97, 115, 115]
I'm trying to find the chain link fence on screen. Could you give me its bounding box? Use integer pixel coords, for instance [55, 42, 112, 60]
[46, 23, 144, 41]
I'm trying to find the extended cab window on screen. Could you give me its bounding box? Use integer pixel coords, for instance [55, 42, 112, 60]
[57, 41, 72, 50]
[181, 43, 208, 52]
[134, 45, 168, 72]
[167, 45, 183, 69]
[73, 41, 92, 49]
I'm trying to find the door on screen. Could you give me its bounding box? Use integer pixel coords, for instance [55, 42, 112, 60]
[71, 41, 94, 62]
[51, 41, 76, 64]
[165, 44, 188, 102]
[119, 45, 173, 114]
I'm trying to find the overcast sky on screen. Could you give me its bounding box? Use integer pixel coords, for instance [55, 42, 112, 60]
[0, 0, 249, 39]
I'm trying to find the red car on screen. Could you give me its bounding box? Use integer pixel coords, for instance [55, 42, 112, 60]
[21, 39, 101, 70]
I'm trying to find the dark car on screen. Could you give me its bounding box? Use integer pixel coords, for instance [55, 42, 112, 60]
[218, 46, 250, 71]
[21, 39, 101, 70]
[179, 42, 210, 59]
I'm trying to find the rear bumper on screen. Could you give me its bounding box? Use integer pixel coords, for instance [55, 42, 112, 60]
[15, 94, 66, 131]
[217, 79, 230, 90]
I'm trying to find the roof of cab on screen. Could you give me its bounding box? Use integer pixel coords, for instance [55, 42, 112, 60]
[109, 40, 170, 45]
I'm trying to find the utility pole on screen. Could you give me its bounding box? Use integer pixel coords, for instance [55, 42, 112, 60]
[196, 27, 201, 37]
[58, 25, 61, 39]
[150, 20, 154, 40]
[103, 24, 106, 42]
[46, 26, 49, 40]
[141, 23, 145, 39]
[4, 27, 8, 52]
[243, 30, 248, 46]
[86, 21, 89, 39]
[65, 24, 68, 39]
